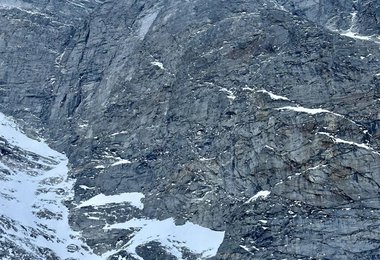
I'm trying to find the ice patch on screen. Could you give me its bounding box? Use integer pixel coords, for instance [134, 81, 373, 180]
[103, 218, 225, 260]
[76, 192, 145, 209]
[138, 11, 159, 40]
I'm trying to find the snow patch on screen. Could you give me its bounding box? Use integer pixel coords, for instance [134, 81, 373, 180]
[78, 123, 88, 128]
[110, 130, 128, 136]
[88, 216, 101, 220]
[239, 245, 256, 255]
[340, 31, 380, 43]
[257, 89, 289, 101]
[219, 87, 236, 100]
[151, 61, 165, 70]
[245, 190, 271, 203]
[307, 164, 327, 171]
[79, 185, 95, 190]
[242, 87, 255, 92]
[111, 159, 132, 166]
[199, 157, 216, 161]
[76, 192, 145, 209]
[334, 11, 380, 43]
[103, 218, 225, 260]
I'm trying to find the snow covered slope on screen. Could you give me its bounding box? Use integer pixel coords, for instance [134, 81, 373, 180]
[0, 112, 225, 259]
[0, 112, 99, 259]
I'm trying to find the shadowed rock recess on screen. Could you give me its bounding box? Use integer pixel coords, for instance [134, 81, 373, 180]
[0, 0, 379, 259]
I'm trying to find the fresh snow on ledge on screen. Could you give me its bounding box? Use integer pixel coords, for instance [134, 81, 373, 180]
[256, 89, 289, 101]
[276, 105, 360, 126]
[103, 218, 225, 260]
[245, 190, 271, 203]
[76, 192, 145, 209]
[317, 132, 379, 154]
[276, 106, 332, 115]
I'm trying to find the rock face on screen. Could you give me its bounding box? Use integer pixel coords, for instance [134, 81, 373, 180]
[0, 0, 379, 259]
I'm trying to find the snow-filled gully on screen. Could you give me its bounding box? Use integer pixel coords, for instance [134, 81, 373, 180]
[0, 112, 225, 259]
[0, 112, 99, 259]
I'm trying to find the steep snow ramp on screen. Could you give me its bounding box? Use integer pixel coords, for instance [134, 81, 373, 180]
[0, 112, 99, 259]
[103, 218, 225, 259]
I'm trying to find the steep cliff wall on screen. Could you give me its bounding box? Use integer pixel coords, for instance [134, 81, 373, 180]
[0, 0, 379, 259]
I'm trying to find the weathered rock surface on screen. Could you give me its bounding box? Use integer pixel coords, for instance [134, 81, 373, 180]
[0, 0, 379, 259]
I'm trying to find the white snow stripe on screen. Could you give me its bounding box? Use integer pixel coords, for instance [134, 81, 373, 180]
[276, 106, 332, 115]
[256, 89, 289, 101]
[317, 132, 379, 154]
[76, 192, 145, 209]
[111, 159, 132, 166]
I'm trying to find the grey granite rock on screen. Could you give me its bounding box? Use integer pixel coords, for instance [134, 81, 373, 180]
[0, 0, 379, 259]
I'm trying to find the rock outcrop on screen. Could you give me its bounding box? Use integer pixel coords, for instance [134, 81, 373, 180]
[0, 0, 379, 259]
